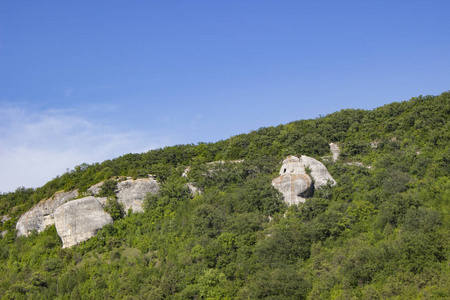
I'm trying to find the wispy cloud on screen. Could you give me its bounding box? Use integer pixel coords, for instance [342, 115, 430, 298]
[0, 105, 169, 192]
[86, 78, 157, 92]
[64, 88, 74, 97]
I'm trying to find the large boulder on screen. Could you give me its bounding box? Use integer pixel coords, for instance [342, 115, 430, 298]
[116, 178, 159, 213]
[272, 155, 336, 205]
[272, 173, 313, 205]
[16, 190, 78, 236]
[54, 196, 112, 248]
[299, 155, 336, 187]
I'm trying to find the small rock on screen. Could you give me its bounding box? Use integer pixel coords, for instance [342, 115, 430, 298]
[186, 183, 202, 196]
[182, 167, 191, 178]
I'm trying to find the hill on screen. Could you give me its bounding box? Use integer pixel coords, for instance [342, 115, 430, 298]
[0, 92, 449, 299]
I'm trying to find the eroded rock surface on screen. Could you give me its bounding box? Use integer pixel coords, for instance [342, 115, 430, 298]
[87, 181, 103, 196]
[86, 178, 159, 213]
[299, 155, 337, 187]
[16, 177, 160, 247]
[16, 190, 78, 236]
[272, 173, 313, 205]
[54, 196, 112, 248]
[272, 155, 336, 205]
[117, 178, 159, 213]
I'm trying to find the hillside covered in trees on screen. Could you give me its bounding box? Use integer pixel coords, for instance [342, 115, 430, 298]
[0, 92, 449, 299]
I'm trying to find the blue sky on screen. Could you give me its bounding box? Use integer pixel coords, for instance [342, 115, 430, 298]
[1, 1, 449, 192]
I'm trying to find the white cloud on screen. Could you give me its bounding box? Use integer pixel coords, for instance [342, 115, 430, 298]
[64, 88, 74, 97]
[0, 105, 168, 193]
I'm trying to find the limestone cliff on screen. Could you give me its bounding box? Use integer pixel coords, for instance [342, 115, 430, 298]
[16, 177, 160, 241]
[116, 178, 159, 213]
[16, 190, 78, 236]
[272, 155, 336, 205]
[54, 197, 113, 248]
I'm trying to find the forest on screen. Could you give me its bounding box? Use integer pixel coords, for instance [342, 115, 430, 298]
[0, 92, 449, 299]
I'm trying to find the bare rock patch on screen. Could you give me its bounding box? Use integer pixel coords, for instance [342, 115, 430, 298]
[272, 155, 336, 205]
[54, 196, 112, 248]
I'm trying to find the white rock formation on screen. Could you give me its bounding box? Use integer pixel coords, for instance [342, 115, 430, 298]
[272, 173, 313, 205]
[272, 155, 336, 205]
[299, 155, 337, 187]
[16, 177, 160, 241]
[329, 143, 340, 162]
[54, 196, 113, 248]
[344, 162, 372, 169]
[87, 181, 104, 196]
[206, 159, 244, 165]
[16, 190, 78, 236]
[86, 178, 159, 213]
[186, 183, 202, 196]
[182, 167, 191, 178]
[116, 178, 159, 213]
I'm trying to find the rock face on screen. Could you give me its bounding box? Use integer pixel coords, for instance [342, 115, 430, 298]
[272, 173, 313, 205]
[15, 177, 160, 248]
[87, 181, 103, 196]
[86, 178, 159, 213]
[16, 177, 160, 244]
[272, 155, 336, 205]
[54, 196, 113, 248]
[16, 190, 78, 236]
[116, 178, 159, 213]
[299, 155, 337, 187]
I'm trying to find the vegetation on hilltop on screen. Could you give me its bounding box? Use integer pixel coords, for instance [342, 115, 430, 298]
[0, 92, 449, 299]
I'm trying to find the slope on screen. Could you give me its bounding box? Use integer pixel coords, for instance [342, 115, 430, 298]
[0, 92, 449, 299]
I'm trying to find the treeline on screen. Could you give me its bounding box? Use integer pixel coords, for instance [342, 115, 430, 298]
[0, 92, 449, 298]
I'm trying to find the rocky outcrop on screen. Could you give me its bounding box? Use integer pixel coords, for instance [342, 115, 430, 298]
[299, 155, 337, 187]
[186, 183, 202, 196]
[182, 167, 191, 178]
[86, 178, 159, 213]
[54, 197, 112, 248]
[206, 159, 244, 165]
[16, 190, 78, 236]
[87, 181, 103, 196]
[272, 155, 336, 205]
[272, 173, 313, 205]
[344, 162, 372, 169]
[329, 143, 340, 162]
[116, 178, 159, 213]
[16, 177, 160, 240]
[1, 215, 11, 237]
